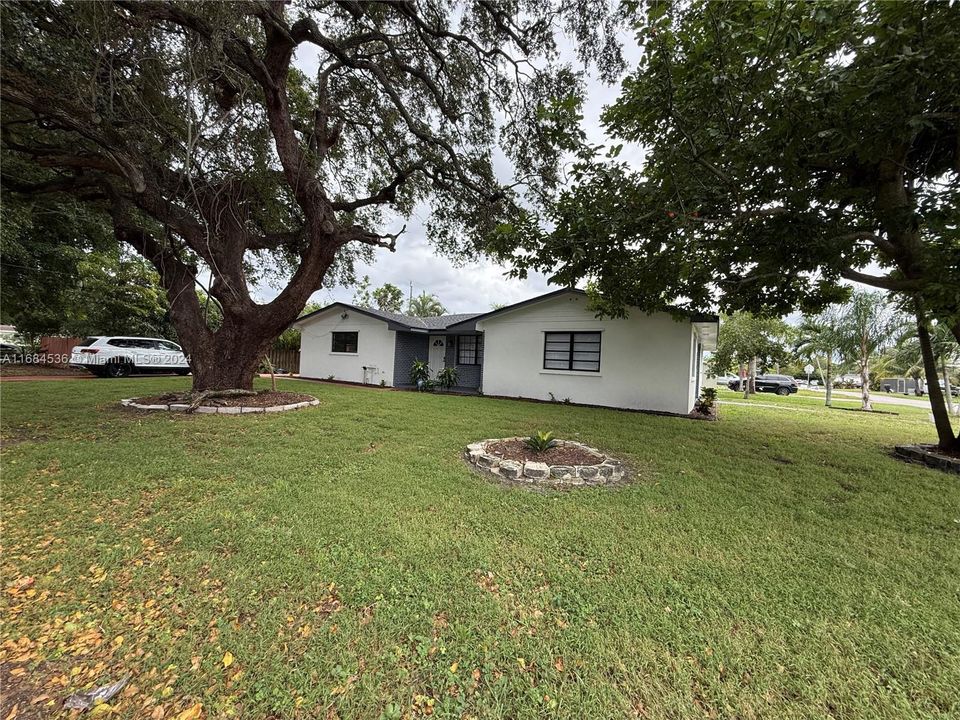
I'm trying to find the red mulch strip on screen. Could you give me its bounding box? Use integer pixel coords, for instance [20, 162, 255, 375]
[133, 391, 316, 407]
[486, 439, 602, 466]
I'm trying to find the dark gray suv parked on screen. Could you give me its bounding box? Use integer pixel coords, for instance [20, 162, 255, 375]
[728, 374, 799, 396]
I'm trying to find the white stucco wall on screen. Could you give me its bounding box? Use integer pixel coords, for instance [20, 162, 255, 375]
[295, 309, 395, 386]
[479, 292, 697, 414]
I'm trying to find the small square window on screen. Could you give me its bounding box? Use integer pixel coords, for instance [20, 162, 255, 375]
[332, 332, 358, 353]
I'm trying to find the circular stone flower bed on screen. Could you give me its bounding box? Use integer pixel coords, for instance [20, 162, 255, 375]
[464, 437, 626, 487]
[122, 390, 319, 414]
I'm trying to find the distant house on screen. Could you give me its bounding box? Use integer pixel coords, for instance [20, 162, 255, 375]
[880, 377, 925, 395]
[293, 288, 718, 415]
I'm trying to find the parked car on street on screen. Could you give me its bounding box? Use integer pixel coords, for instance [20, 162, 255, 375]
[835, 374, 862, 389]
[70, 336, 190, 378]
[727, 374, 799, 396]
[0, 342, 24, 363]
[712, 374, 739, 387]
[938, 379, 960, 397]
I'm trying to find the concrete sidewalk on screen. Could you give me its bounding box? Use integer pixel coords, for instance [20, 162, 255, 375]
[823, 389, 949, 411]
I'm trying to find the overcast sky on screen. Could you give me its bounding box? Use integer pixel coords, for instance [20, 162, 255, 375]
[257, 32, 865, 317]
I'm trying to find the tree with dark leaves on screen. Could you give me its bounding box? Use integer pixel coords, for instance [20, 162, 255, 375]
[1, 0, 622, 390]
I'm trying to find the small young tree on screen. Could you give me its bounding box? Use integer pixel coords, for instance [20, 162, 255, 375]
[795, 310, 842, 407]
[712, 312, 791, 397]
[372, 284, 404, 314]
[834, 291, 903, 411]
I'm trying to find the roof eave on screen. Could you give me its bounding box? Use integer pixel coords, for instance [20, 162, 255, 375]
[292, 302, 420, 331]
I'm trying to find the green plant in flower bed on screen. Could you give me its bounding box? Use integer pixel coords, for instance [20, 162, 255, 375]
[694, 387, 717, 414]
[525, 430, 557, 452]
[409, 360, 430, 388]
[436, 366, 459, 391]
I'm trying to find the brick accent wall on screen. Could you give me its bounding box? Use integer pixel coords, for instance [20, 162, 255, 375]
[445, 334, 483, 390]
[393, 332, 429, 387]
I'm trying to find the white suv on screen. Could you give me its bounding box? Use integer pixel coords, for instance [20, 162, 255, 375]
[70, 336, 190, 378]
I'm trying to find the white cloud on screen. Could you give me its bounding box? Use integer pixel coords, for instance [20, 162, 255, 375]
[252, 28, 646, 314]
[308, 212, 556, 313]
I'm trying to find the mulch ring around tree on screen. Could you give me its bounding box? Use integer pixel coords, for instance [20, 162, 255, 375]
[466, 437, 628, 489]
[894, 444, 960, 473]
[123, 390, 319, 414]
[485, 439, 602, 466]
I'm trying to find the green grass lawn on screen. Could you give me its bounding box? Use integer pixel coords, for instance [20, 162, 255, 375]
[1, 378, 958, 719]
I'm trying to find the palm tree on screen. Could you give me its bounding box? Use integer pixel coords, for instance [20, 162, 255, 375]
[408, 292, 446, 318]
[795, 309, 841, 406]
[889, 321, 960, 415]
[834, 291, 904, 411]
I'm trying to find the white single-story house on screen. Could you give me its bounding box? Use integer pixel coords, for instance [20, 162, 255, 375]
[292, 288, 718, 415]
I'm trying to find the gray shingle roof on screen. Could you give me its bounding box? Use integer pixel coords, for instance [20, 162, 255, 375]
[296, 302, 481, 331]
[421, 313, 480, 329]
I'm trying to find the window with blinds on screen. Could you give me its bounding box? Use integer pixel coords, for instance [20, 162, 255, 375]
[542, 332, 601, 372]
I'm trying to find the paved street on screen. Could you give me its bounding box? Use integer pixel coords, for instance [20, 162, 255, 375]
[821, 389, 949, 411]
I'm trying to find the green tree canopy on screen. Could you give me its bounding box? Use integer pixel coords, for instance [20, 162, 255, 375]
[711, 312, 792, 376]
[1, 196, 172, 342]
[1, 0, 622, 389]
[372, 283, 404, 314]
[492, 1, 959, 334]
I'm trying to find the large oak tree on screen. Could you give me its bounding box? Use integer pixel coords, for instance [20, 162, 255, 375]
[492, 1, 960, 449]
[1, 0, 621, 390]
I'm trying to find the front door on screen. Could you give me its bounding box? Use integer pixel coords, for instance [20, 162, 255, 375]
[429, 336, 446, 379]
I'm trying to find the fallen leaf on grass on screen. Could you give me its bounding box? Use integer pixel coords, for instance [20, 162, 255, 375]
[222, 652, 233, 668]
[174, 703, 203, 720]
[5, 576, 35, 596]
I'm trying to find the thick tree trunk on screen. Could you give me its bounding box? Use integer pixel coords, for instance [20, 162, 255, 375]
[739, 361, 748, 399]
[915, 301, 959, 451]
[179, 312, 284, 392]
[189, 353, 262, 391]
[748, 356, 757, 395]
